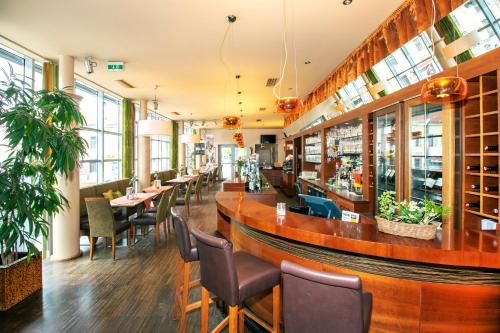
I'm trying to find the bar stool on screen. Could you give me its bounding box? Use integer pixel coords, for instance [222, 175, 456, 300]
[171, 208, 219, 333]
[281, 260, 372, 333]
[191, 228, 281, 333]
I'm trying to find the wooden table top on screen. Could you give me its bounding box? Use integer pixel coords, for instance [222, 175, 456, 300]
[110, 192, 156, 208]
[143, 185, 173, 195]
[165, 177, 193, 185]
[215, 191, 500, 269]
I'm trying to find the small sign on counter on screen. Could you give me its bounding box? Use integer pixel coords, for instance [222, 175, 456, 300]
[342, 210, 360, 223]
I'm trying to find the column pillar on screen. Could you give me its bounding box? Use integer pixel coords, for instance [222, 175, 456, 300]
[138, 99, 150, 190]
[51, 55, 81, 261]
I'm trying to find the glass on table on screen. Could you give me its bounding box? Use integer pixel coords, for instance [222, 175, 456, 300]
[276, 202, 286, 216]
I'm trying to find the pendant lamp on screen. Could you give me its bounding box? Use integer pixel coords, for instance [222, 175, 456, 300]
[420, 0, 473, 104]
[273, 0, 302, 114]
[223, 116, 241, 129]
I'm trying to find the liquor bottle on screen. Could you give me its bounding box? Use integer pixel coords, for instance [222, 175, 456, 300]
[466, 165, 480, 171]
[465, 202, 480, 209]
[484, 145, 498, 152]
[470, 184, 481, 190]
[484, 185, 498, 193]
[483, 165, 498, 172]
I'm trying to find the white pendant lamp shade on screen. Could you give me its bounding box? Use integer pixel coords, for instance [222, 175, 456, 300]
[138, 120, 172, 136]
[442, 31, 481, 60]
[180, 133, 201, 144]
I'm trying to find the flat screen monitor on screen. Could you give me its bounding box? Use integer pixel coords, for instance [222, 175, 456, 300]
[261, 135, 276, 144]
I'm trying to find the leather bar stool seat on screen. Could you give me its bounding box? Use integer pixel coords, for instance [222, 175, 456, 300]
[171, 208, 222, 333]
[191, 227, 281, 333]
[281, 260, 372, 333]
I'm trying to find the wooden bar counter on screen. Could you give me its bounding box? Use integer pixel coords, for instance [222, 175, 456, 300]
[216, 191, 500, 332]
[222, 174, 277, 207]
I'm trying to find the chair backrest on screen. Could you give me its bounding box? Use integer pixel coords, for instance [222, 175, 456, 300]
[298, 194, 342, 218]
[184, 179, 194, 202]
[194, 174, 204, 194]
[155, 190, 171, 223]
[171, 208, 196, 262]
[191, 227, 239, 306]
[85, 197, 116, 237]
[167, 185, 180, 216]
[281, 260, 371, 333]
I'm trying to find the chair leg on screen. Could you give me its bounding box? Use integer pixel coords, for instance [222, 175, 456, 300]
[200, 287, 209, 333]
[132, 225, 136, 244]
[89, 237, 94, 260]
[127, 229, 132, 248]
[238, 309, 245, 333]
[172, 254, 183, 320]
[272, 284, 281, 333]
[179, 261, 190, 333]
[163, 219, 168, 239]
[229, 305, 239, 333]
[112, 235, 116, 260]
[186, 203, 190, 217]
[105, 237, 109, 248]
[155, 224, 161, 245]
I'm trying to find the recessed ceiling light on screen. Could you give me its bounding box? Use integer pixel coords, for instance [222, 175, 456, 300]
[256, 119, 262, 122]
[235, 74, 241, 79]
[343, 0, 352, 5]
[238, 101, 242, 105]
[237, 91, 242, 94]
[304, 60, 311, 64]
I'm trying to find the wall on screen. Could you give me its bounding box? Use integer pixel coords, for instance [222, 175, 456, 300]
[204, 128, 286, 164]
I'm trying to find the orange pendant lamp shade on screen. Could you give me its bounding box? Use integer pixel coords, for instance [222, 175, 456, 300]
[275, 97, 303, 113]
[421, 76, 467, 104]
[223, 116, 241, 129]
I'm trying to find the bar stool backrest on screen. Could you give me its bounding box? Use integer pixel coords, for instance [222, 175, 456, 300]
[191, 227, 239, 306]
[281, 260, 371, 333]
[171, 208, 196, 262]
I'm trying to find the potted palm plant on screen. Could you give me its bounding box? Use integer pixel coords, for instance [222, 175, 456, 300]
[0, 68, 87, 310]
[376, 191, 449, 240]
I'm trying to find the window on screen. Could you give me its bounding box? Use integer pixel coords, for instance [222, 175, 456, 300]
[148, 111, 171, 173]
[449, 0, 500, 57]
[77, 81, 122, 186]
[373, 33, 442, 93]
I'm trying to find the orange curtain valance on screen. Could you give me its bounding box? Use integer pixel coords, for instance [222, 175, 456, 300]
[284, 0, 466, 127]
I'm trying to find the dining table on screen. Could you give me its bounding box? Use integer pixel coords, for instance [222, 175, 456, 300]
[110, 192, 157, 218]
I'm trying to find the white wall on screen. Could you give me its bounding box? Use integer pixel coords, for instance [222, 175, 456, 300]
[205, 128, 286, 163]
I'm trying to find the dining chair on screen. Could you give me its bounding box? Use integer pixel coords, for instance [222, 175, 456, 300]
[202, 171, 212, 191]
[176, 180, 194, 217]
[192, 174, 205, 202]
[165, 185, 180, 235]
[85, 197, 132, 260]
[131, 189, 170, 245]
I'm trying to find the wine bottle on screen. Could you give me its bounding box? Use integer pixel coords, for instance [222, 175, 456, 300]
[483, 165, 498, 172]
[484, 185, 498, 192]
[470, 184, 480, 190]
[466, 165, 480, 171]
[465, 202, 480, 209]
[484, 145, 498, 152]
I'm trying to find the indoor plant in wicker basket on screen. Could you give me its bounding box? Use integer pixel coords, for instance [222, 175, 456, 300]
[375, 191, 449, 240]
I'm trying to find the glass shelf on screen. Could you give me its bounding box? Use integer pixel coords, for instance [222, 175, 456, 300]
[375, 111, 397, 210]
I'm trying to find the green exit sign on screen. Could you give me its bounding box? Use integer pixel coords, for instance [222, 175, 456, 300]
[107, 62, 124, 71]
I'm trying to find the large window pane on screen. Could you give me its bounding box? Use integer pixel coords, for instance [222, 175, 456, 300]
[103, 96, 120, 133]
[385, 50, 411, 74]
[103, 133, 120, 160]
[77, 84, 99, 129]
[103, 161, 120, 183]
[80, 129, 99, 160]
[80, 162, 98, 186]
[471, 26, 500, 56]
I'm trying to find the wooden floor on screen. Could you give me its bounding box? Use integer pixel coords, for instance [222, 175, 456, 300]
[0, 184, 229, 333]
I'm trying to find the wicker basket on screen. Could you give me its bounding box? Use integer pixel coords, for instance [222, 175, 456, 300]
[375, 216, 437, 240]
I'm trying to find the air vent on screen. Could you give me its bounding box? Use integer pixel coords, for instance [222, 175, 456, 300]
[266, 78, 278, 87]
[115, 79, 135, 88]
[170, 112, 181, 116]
[259, 107, 267, 111]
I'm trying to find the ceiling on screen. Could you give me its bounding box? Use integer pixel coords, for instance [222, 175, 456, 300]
[0, 0, 403, 128]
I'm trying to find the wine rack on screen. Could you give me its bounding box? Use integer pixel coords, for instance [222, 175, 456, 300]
[462, 70, 499, 230]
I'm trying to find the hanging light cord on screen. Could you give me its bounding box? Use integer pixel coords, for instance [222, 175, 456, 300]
[219, 22, 233, 114]
[292, 0, 299, 97]
[273, 0, 288, 99]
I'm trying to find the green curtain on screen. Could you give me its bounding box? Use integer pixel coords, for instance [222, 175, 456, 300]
[42, 62, 58, 92]
[436, 15, 474, 64]
[365, 69, 387, 97]
[121, 99, 134, 179]
[171, 121, 178, 170]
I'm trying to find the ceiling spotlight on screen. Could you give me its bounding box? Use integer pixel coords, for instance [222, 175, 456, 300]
[238, 101, 242, 105]
[227, 15, 237, 23]
[84, 57, 97, 74]
[342, 0, 353, 5]
[235, 74, 241, 79]
[304, 60, 311, 65]
[237, 91, 242, 94]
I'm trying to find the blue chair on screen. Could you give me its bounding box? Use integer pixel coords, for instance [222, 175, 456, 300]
[298, 194, 342, 219]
